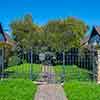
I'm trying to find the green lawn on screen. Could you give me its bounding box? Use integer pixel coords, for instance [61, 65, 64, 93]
[0, 79, 37, 100]
[3, 64, 98, 100]
[64, 81, 100, 100]
[5, 63, 42, 80]
[54, 65, 92, 82]
[6, 64, 92, 82]
[5, 64, 93, 82]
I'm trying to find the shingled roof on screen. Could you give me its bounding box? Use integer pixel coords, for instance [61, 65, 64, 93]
[81, 26, 100, 46]
[0, 24, 6, 41]
[80, 35, 90, 46]
[0, 23, 15, 47]
[95, 26, 100, 35]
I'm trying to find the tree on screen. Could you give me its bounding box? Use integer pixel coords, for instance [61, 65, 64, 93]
[10, 14, 43, 51]
[10, 15, 88, 66]
[42, 17, 88, 77]
[42, 17, 88, 52]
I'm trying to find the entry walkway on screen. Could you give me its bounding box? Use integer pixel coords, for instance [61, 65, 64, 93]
[38, 65, 56, 83]
[34, 65, 67, 100]
[35, 84, 67, 100]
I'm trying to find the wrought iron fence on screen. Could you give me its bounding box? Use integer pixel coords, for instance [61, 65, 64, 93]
[0, 48, 97, 83]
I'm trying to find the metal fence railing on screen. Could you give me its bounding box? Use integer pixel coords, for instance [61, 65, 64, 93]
[0, 48, 98, 83]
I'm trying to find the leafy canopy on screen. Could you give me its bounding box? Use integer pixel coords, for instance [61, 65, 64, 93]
[10, 15, 88, 52]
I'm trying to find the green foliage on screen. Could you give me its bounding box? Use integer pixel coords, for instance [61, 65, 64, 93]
[10, 14, 42, 50]
[0, 79, 37, 100]
[42, 17, 88, 52]
[8, 56, 20, 66]
[64, 81, 100, 100]
[10, 15, 88, 53]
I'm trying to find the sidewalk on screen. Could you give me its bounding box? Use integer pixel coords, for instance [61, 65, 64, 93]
[40, 65, 56, 83]
[34, 84, 67, 100]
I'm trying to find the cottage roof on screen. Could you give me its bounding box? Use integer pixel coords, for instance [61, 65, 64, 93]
[81, 26, 100, 46]
[95, 26, 100, 35]
[80, 35, 90, 46]
[0, 24, 6, 42]
[0, 23, 15, 48]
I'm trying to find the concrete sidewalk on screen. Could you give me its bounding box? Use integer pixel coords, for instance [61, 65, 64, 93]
[34, 84, 67, 100]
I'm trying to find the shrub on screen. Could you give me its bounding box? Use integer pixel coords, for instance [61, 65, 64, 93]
[8, 56, 20, 66]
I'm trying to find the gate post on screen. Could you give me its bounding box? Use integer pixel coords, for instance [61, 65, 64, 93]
[1, 47, 4, 79]
[97, 50, 100, 83]
[30, 48, 33, 80]
[61, 52, 65, 83]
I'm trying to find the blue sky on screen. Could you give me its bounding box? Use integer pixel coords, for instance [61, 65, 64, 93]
[0, 0, 100, 33]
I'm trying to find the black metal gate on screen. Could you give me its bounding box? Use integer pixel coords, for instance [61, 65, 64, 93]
[0, 47, 97, 83]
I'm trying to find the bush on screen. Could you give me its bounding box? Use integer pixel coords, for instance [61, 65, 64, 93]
[8, 56, 20, 66]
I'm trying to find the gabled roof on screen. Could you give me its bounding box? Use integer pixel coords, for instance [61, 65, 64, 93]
[80, 35, 90, 46]
[0, 23, 15, 47]
[81, 26, 100, 46]
[95, 26, 100, 35]
[0, 24, 6, 41]
[4, 32, 16, 46]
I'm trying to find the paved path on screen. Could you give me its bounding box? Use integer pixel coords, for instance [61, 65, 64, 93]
[39, 65, 55, 83]
[35, 84, 67, 100]
[34, 65, 67, 100]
